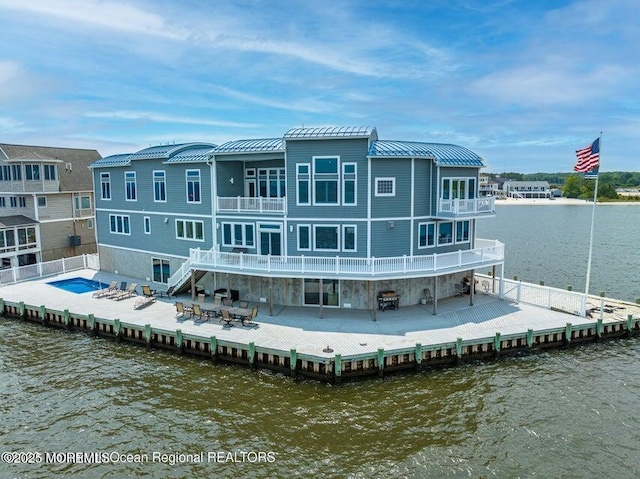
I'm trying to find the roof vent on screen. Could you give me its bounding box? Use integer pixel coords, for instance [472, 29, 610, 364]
[65, 162, 72, 172]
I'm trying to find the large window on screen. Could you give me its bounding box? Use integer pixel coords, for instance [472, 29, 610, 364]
[152, 258, 171, 284]
[17, 227, 37, 250]
[0, 227, 36, 253]
[313, 157, 339, 205]
[100, 173, 111, 200]
[296, 164, 310, 205]
[0, 230, 15, 253]
[222, 222, 255, 248]
[186, 170, 201, 203]
[176, 219, 204, 241]
[125, 171, 136, 201]
[375, 178, 395, 196]
[154, 170, 166, 202]
[418, 222, 435, 248]
[441, 178, 477, 200]
[437, 222, 453, 246]
[314, 225, 339, 251]
[342, 225, 356, 251]
[0, 165, 10, 181]
[74, 195, 91, 210]
[258, 168, 285, 198]
[11, 165, 22, 181]
[109, 214, 130, 235]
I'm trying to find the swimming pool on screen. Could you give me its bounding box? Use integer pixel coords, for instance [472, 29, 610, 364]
[47, 277, 109, 294]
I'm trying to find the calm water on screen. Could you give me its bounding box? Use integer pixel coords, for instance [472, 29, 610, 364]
[1, 205, 639, 479]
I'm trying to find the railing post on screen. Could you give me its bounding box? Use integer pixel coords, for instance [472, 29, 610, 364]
[267, 254, 271, 273]
[237, 196, 241, 213]
[433, 253, 437, 271]
[516, 281, 522, 303]
[301, 255, 305, 273]
[458, 250, 462, 267]
[403, 255, 407, 274]
[336, 256, 339, 274]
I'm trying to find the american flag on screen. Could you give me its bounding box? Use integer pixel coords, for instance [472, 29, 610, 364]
[574, 138, 600, 173]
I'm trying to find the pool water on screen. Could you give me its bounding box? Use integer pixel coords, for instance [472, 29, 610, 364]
[47, 277, 108, 294]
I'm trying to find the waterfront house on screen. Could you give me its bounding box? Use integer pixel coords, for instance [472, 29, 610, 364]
[89, 127, 504, 312]
[503, 180, 551, 199]
[0, 143, 100, 268]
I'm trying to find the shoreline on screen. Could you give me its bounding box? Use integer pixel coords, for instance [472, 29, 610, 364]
[495, 197, 640, 206]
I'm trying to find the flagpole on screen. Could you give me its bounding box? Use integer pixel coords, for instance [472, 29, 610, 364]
[583, 132, 602, 299]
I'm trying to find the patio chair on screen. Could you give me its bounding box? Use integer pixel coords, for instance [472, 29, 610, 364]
[482, 280, 490, 293]
[174, 301, 193, 319]
[197, 293, 205, 303]
[423, 288, 434, 304]
[241, 305, 258, 326]
[213, 295, 222, 305]
[223, 298, 234, 307]
[155, 286, 174, 298]
[141, 285, 156, 298]
[220, 309, 233, 327]
[112, 283, 138, 301]
[92, 281, 118, 298]
[239, 300, 249, 309]
[454, 283, 464, 297]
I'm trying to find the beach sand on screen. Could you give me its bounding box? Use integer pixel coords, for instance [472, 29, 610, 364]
[496, 196, 640, 206]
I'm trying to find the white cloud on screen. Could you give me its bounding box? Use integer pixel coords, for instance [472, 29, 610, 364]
[85, 110, 258, 129]
[0, 0, 186, 39]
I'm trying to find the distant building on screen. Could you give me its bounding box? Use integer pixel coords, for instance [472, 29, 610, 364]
[502, 180, 550, 199]
[479, 175, 499, 197]
[0, 143, 100, 268]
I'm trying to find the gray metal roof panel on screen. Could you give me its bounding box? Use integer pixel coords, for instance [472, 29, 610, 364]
[127, 142, 216, 161]
[284, 126, 375, 139]
[213, 138, 284, 154]
[369, 140, 484, 166]
[89, 154, 132, 168]
[164, 147, 215, 163]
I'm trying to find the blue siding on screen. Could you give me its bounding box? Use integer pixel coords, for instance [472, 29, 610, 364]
[370, 159, 411, 218]
[370, 220, 410, 257]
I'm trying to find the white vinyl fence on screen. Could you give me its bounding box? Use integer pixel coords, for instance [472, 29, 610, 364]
[0, 254, 99, 286]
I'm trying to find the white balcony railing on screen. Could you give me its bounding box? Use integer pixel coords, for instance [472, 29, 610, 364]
[217, 196, 286, 214]
[184, 239, 504, 281]
[438, 196, 495, 216]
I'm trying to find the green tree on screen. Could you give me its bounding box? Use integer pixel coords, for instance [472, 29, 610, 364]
[563, 175, 582, 198]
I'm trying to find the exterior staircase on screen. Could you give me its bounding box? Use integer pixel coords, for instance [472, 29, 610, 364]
[167, 259, 207, 296]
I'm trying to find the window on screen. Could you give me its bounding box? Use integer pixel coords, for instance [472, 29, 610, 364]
[437, 222, 453, 245]
[144, 216, 151, 234]
[298, 225, 311, 250]
[456, 220, 470, 243]
[153, 258, 171, 284]
[10, 197, 16, 208]
[11, 165, 22, 181]
[37, 196, 47, 207]
[87, 219, 93, 229]
[418, 222, 435, 248]
[441, 178, 477, 200]
[304, 278, 339, 306]
[176, 219, 204, 241]
[314, 225, 339, 251]
[257, 168, 285, 198]
[375, 178, 395, 196]
[125, 171, 136, 201]
[0, 165, 11, 181]
[109, 214, 130, 235]
[0, 197, 4, 207]
[74, 195, 91, 210]
[313, 157, 339, 205]
[342, 225, 356, 251]
[44, 165, 56, 180]
[25, 164, 40, 181]
[0, 230, 15, 253]
[342, 163, 357, 205]
[186, 170, 201, 203]
[17, 227, 37, 250]
[222, 222, 254, 247]
[153, 171, 166, 202]
[296, 164, 310, 205]
[100, 173, 111, 200]
[17, 197, 26, 207]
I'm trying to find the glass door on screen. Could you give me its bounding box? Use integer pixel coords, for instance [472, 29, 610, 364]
[258, 223, 282, 256]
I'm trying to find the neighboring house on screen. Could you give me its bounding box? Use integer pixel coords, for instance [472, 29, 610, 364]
[479, 175, 499, 197]
[502, 180, 551, 199]
[90, 127, 504, 309]
[0, 144, 100, 268]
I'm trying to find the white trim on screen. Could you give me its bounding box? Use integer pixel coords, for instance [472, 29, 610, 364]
[341, 162, 357, 206]
[342, 224, 357, 252]
[436, 221, 454, 246]
[296, 163, 311, 206]
[185, 169, 202, 204]
[153, 170, 167, 203]
[151, 257, 171, 284]
[144, 216, 151, 235]
[96, 208, 205, 219]
[124, 171, 137, 202]
[109, 214, 131, 235]
[313, 224, 340, 252]
[375, 177, 395, 196]
[221, 221, 256, 248]
[417, 221, 436, 249]
[312, 156, 340, 206]
[100, 172, 111, 200]
[175, 218, 205, 242]
[455, 220, 471, 244]
[297, 224, 311, 251]
[97, 243, 188, 260]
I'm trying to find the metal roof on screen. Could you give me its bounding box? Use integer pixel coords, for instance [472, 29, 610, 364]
[165, 147, 215, 164]
[0, 215, 39, 227]
[213, 138, 284, 154]
[127, 142, 216, 161]
[89, 154, 132, 169]
[284, 126, 376, 139]
[368, 140, 484, 167]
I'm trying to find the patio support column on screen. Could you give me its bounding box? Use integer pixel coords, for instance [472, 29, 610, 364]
[469, 270, 475, 306]
[433, 276, 438, 315]
[226, 273, 231, 301]
[371, 281, 377, 321]
[318, 278, 324, 319]
[191, 271, 196, 301]
[269, 277, 273, 316]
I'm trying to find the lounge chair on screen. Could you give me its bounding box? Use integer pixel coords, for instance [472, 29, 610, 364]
[175, 301, 193, 319]
[141, 285, 156, 297]
[92, 281, 118, 298]
[112, 283, 138, 301]
[133, 296, 156, 310]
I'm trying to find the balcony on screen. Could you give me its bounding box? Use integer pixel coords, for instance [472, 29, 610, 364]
[182, 239, 504, 281]
[438, 196, 495, 218]
[216, 196, 286, 214]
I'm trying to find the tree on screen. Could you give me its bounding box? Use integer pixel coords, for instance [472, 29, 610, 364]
[563, 175, 582, 198]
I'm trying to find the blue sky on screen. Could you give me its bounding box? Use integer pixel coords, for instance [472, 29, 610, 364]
[1, 0, 638, 173]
